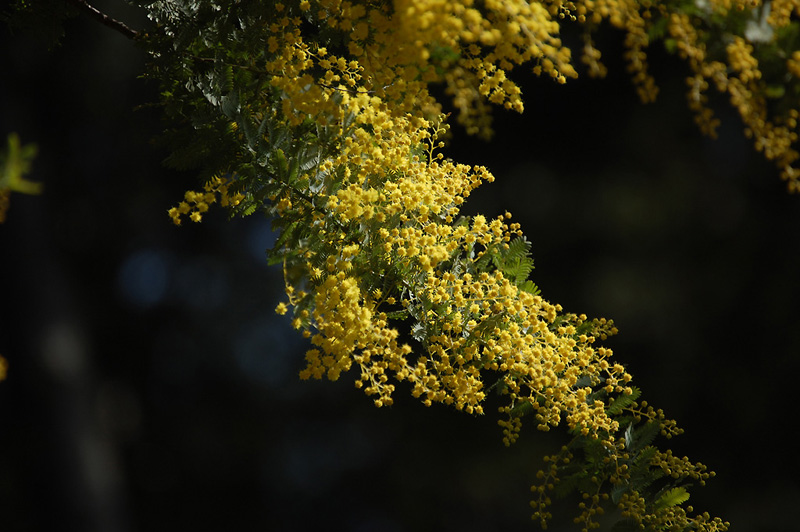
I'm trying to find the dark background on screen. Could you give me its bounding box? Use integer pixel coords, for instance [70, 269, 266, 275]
[1, 2, 799, 531]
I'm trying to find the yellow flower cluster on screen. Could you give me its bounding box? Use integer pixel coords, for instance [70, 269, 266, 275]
[296, 201, 634, 433]
[543, 0, 800, 191]
[168, 176, 244, 225]
[768, 0, 800, 27]
[581, 37, 608, 78]
[665, 9, 800, 190]
[233, 7, 637, 439]
[727, 37, 761, 85]
[787, 50, 800, 79]
[175, 1, 800, 215]
[163, 0, 753, 527]
[706, 0, 759, 14]
[311, 0, 578, 137]
[163, 0, 739, 491]
[531, 412, 723, 532]
[617, 493, 729, 532]
[302, 273, 398, 380]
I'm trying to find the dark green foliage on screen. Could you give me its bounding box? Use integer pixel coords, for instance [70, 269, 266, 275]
[528, 380, 714, 530]
[143, 0, 280, 178]
[2, 0, 77, 47]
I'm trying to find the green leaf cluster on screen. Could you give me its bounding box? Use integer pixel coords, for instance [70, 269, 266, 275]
[472, 236, 539, 295]
[143, 0, 280, 177]
[529, 382, 724, 531]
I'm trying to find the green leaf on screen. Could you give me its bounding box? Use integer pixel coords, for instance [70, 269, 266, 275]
[607, 387, 641, 415]
[625, 421, 660, 453]
[646, 16, 668, 41]
[273, 148, 289, 177]
[764, 85, 785, 99]
[269, 220, 301, 259]
[518, 280, 540, 295]
[1, 133, 41, 195]
[553, 469, 589, 498]
[611, 483, 630, 505]
[654, 487, 690, 510]
[504, 238, 535, 283]
[411, 322, 426, 342]
[220, 91, 240, 119]
[385, 309, 410, 320]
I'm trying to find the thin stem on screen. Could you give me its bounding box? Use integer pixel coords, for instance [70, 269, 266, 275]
[65, 0, 139, 40]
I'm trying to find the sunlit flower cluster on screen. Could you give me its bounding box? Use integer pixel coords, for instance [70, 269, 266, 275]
[159, 0, 800, 527]
[664, 5, 800, 190]
[788, 50, 800, 78]
[168, 176, 244, 225]
[530, 407, 724, 532]
[768, 0, 800, 27]
[200, 6, 636, 443]
[727, 37, 760, 85]
[538, 0, 800, 191]
[309, 0, 579, 138]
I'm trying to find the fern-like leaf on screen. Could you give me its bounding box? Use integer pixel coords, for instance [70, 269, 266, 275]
[653, 487, 690, 510]
[607, 387, 642, 415]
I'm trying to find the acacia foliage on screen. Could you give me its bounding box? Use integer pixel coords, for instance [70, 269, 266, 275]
[149, 0, 745, 528]
[9, 0, 800, 529]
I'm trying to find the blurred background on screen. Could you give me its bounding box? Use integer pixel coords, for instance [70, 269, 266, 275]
[1, 2, 799, 531]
